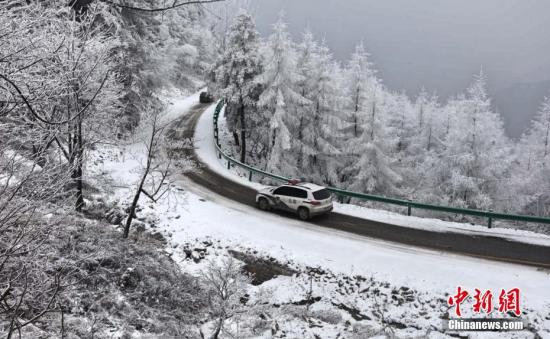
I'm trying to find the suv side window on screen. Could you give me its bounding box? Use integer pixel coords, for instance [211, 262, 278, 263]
[273, 186, 292, 196]
[312, 189, 331, 200]
[287, 187, 307, 199]
[273, 186, 307, 198]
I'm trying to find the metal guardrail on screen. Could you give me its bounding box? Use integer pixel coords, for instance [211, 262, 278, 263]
[212, 100, 550, 228]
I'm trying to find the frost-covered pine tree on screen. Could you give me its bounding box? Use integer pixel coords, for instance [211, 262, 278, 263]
[258, 14, 308, 175]
[336, 44, 402, 196]
[345, 91, 403, 196]
[310, 44, 346, 184]
[213, 10, 263, 163]
[400, 90, 442, 184]
[383, 91, 416, 155]
[293, 31, 344, 184]
[513, 95, 550, 216]
[345, 43, 377, 138]
[295, 30, 318, 100]
[414, 89, 443, 152]
[293, 29, 318, 172]
[520, 95, 550, 167]
[425, 71, 511, 210]
[403, 91, 452, 204]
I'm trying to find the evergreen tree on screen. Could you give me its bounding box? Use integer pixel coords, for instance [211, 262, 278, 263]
[426, 71, 511, 209]
[294, 31, 344, 184]
[213, 10, 263, 163]
[345, 43, 377, 138]
[293, 30, 318, 171]
[345, 88, 403, 196]
[334, 43, 403, 196]
[414, 90, 442, 152]
[513, 95, 550, 216]
[258, 14, 308, 175]
[521, 95, 550, 167]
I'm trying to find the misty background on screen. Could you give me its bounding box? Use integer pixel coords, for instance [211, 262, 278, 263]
[249, 0, 550, 138]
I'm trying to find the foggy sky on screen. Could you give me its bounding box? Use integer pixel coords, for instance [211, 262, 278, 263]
[250, 0, 550, 138]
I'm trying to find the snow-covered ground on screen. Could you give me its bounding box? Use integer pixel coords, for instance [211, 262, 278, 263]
[89, 92, 550, 338]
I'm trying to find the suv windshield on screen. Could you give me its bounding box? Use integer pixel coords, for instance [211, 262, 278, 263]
[313, 189, 331, 200]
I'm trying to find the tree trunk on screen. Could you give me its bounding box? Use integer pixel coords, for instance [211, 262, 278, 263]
[232, 131, 240, 147]
[73, 121, 84, 212]
[123, 173, 146, 238]
[211, 318, 224, 339]
[74, 162, 84, 212]
[124, 120, 155, 238]
[370, 99, 376, 141]
[354, 87, 359, 137]
[427, 126, 432, 151]
[544, 121, 549, 159]
[419, 104, 424, 128]
[239, 102, 246, 164]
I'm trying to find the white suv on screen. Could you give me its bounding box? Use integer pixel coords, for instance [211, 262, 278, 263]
[255, 180, 333, 220]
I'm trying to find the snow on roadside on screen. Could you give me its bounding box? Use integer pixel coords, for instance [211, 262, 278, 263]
[89, 93, 550, 338]
[194, 102, 550, 247]
[169, 180, 550, 306]
[141, 175, 550, 337]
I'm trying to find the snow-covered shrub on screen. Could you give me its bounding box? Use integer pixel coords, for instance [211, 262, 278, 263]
[0, 210, 207, 338]
[200, 256, 252, 339]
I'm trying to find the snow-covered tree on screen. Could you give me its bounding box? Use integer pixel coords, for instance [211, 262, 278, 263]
[520, 95, 550, 168]
[334, 44, 403, 196]
[1, 1, 122, 211]
[200, 257, 252, 339]
[422, 71, 511, 210]
[0, 2, 81, 334]
[413, 90, 443, 152]
[295, 30, 319, 100]
[213, 10, 263, 163]
[57, 8, 123, 211]
[293, 31, 344, 184]
[512, 95, 550, 216]
[383, 91, 415, 155]
[344, 89, 403, 196]
[258, 14, 308, 175]
[345, 43, 377, 138]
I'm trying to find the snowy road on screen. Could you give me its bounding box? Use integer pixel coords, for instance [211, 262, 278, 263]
[175, 101, 550, 269]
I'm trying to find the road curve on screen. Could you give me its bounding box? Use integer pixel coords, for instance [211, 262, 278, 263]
[172, 102, 550, 269]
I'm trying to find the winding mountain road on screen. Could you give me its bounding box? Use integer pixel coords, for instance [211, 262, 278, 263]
[172, 102, 550, 269]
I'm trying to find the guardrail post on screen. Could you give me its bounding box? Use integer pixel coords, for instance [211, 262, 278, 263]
[249, 170, 253, 181]
[227, 159, 231, 170]
[407, 200, 412, 216]
[488, 210, 493, 229]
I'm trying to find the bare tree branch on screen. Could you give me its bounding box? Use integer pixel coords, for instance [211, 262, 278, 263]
[100, 0, 225, 12]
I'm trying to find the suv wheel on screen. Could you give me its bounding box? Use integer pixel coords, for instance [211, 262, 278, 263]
[297, 207, 310, 221]
[258, 197, 270, 211]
